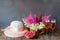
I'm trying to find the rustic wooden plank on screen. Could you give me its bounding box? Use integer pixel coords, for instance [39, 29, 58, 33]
[0, 29, 60, 40]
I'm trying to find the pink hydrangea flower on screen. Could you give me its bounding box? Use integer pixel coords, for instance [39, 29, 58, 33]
[24, 31, 35, 38]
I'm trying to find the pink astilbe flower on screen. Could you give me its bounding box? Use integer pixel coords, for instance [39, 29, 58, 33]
[37, 15, 42, 23]
[25, 11, 37, 24]
[43, 15, 51, 22]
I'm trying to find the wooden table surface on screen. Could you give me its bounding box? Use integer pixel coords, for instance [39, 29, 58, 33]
[0, 29, 60, 40]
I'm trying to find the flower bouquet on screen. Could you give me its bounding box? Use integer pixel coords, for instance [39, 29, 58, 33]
[22, 11, 56, 38]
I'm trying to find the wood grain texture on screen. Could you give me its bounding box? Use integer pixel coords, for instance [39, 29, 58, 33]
[0, 29, 60, 40]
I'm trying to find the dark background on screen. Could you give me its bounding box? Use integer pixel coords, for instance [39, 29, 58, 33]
[0, 0, 60, 28]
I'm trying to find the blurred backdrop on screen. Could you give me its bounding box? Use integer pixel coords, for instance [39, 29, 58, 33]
[0, 0, 60, 28]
